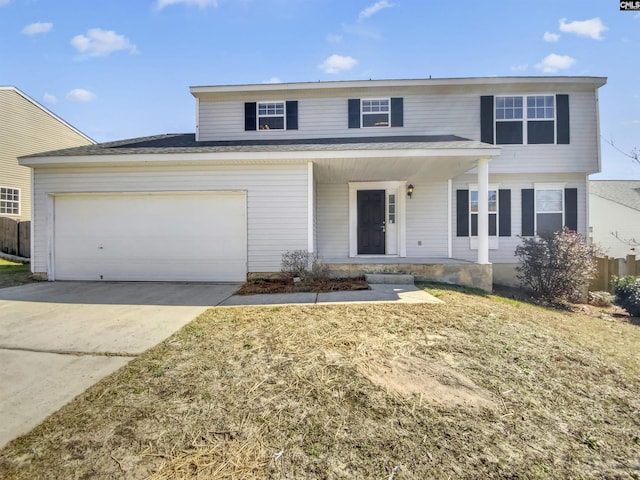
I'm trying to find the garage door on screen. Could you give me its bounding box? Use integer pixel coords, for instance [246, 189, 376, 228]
[53, 192, 247, 282]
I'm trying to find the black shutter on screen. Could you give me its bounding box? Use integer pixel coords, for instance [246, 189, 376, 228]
[348, 99, 360, 128]
[390, 97, 403, 127]
[456, 190, 469, 237]
[286, 101, 298, 130]
[556, 94, 570, 144]
[521, 189, 535, 236]
[499, 189, 511, 237]
[480, 96, 494, 144]
[244, 102, 256, 131]
[564, 188, 578, 231]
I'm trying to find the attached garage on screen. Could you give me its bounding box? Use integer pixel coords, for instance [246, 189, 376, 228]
[52, 191, 247, 282]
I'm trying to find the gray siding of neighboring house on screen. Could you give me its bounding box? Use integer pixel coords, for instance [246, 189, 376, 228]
[0, 88, 93, 221]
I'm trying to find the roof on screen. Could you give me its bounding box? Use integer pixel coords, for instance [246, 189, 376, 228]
[191, 76, 607, 95]
[21, 133, 498, 158]
[590, 180, 640, 212]
[0, 86, 95, 144]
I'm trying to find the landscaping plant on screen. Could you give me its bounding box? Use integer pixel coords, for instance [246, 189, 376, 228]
[280, 250, 329, 284]
[515, 228, 598, 303]
[613, 275, 640, 317]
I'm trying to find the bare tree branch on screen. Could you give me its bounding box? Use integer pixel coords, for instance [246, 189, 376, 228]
[603, 136, 639, 165]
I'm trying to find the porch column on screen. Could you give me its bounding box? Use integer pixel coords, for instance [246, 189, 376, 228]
[477, 158, 490, 264]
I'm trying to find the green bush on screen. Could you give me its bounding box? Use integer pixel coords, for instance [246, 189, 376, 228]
[280, 250, 329, 284]
[612, 276, 640, 317]
[515, 228, 598, 303]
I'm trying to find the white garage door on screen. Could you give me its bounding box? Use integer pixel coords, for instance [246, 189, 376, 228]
[53, 192, 247, 282]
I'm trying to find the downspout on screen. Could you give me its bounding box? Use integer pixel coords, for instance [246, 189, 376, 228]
[447, 178, 452, 258]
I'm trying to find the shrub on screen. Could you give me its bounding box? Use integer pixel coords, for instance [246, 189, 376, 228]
[588, 291, 615, 307]
[515, 228, 598, 303]
[612, 276, 640, 317]
[280, 250, 329, 284]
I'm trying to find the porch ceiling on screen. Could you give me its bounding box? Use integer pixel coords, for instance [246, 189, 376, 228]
[312, 153, 492, 183]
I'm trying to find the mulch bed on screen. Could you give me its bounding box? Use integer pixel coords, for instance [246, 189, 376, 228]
[236, 276, 369, 295]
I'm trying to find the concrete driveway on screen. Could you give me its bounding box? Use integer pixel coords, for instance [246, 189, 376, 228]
[0, 281, 239, 449]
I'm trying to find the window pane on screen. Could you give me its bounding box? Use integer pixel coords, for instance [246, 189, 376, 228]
[258, 117, 284, 130]
[536, 189, 562, 212]
[496, 121, 523, 144]
[537, 213, 563, 237]
[488, 190, 497, 212]
[362, 113, 389, 127]
[470, 190, 478, 213]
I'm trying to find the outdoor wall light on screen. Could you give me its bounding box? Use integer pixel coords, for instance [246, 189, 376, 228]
[407, 184, 414, 199]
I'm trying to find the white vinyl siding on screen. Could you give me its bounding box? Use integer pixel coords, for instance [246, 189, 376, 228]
[31, 163, 309, 276]
[316, 183, 349, 258]
[197, 89, 600, 175]
[0, 88, 93, 221]
[451, 173, 588, 263]
[405, 182, 449, 257]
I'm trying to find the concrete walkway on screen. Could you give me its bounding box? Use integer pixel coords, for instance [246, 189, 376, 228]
[221, 283, 443, 306]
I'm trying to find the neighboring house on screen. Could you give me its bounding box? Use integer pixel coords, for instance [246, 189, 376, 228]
[0, 86, 94, 221]
[589, 180, 640, 258]
[20, 76, 606, 290]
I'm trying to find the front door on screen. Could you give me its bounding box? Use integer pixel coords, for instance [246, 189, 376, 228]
[357, 190, 385, 254]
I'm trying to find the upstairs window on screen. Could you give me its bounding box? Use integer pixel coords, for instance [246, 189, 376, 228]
[0, 187, 20, 215]
[348, 97, 403, 128]
[481, 94, 568, 145]
[244, 101, 298, 131]
[258, 102, 285, 130]
[362, 99, 390, 127]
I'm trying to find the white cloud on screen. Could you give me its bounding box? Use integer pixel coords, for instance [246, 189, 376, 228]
[66, 89, 96, 102]
[559, 17, 607, 40]
[21, 22, 53, 35]
[71, 28, 138, 57]
[510, 64, 528, 72]
[543, 32, 560, 42]
[327, 33, 343, 43]
[535, 53, 576, 73]
[359, 0, 393, 20]
[263, 77, 282, 84]
[43, 93, 58, 104]
[0, 0, 11, 6]
[156, 0, 217, 10]
[319, 54, 358, 74]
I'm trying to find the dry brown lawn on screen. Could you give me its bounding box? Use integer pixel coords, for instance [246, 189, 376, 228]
[0, 284, 639, 479]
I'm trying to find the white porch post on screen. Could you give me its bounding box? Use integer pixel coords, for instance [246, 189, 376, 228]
[477, 158, 490, 265]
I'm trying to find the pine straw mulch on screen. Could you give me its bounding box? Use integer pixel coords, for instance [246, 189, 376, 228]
[0, 284, 639, 479]
[236, 276, 369, 295]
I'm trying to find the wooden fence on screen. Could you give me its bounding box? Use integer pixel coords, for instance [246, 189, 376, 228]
[590, 255, 639, 292]
[0, 217, 30, 258]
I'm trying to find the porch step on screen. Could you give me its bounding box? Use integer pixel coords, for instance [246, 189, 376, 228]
[365, 273, 415, 285]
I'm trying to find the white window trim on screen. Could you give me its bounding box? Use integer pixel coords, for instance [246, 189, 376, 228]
[534, 183, 566, 236]
[361, 98, 391, 128]
[0, 186, 20, 216]
[348, 181, 406, 257]
[257, 100, 286, 131]
[468, 183, 499, 250]
[494, 94, 557, 144]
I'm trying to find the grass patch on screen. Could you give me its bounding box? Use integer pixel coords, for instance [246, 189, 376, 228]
[0, 259, 34, 288]
[0, 287, 639, 479]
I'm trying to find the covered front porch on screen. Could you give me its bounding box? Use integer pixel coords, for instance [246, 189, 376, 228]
[323, 256, 493, 292]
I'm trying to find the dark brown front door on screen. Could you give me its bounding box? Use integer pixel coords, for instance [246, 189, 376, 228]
[357, 190, 385, 254]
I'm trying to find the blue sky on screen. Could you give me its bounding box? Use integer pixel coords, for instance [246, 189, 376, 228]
[0, 0, 638, 179]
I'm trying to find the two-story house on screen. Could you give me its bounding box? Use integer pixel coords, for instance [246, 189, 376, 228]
[1, 86, 94, 221]
[19, 76, 606, 290]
